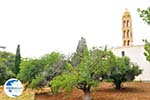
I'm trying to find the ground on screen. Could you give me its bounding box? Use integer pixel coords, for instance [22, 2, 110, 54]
[35, 82, 150, 100]
[1, 82, 150, 100]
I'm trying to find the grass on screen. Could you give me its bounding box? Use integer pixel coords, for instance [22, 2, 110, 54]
[0, 86, 35, 100]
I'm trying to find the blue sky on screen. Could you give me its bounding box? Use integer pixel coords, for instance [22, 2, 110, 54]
[0, 0, 150, 58]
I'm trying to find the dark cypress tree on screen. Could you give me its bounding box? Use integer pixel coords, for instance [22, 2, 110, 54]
[15, 44, 21, 75]
[71, 37, 88, 66]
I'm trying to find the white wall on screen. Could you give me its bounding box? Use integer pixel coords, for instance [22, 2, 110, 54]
[112, 45, 150, 81]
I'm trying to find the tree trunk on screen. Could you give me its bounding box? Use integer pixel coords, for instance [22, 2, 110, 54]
[115, 81, 121, 90]
[76, 82, 92, 100]
[83, 92, 91, 100]
[82, 86, 91, 100]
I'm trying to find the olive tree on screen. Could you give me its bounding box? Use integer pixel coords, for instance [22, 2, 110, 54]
[50, 48, 114, 100]
[110, 57, 142, 90]
[17, 52, 65, 89]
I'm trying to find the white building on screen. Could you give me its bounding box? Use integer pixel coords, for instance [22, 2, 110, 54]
[112, 9, 150, 81]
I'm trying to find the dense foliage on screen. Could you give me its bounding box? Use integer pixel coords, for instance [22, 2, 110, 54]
[143, 39, 150, 62]
[70, 37, 88, 66]
[109, 57, 142, 89]
[17, 52, 65, 89]
[138, 7, 150, 62]
[0, 36, 143, 100]
[0, 51, 15, 85]
[50, 48, 116, 100]
[138, 7, 150, 25]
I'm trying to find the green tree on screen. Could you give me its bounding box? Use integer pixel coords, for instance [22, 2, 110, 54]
[138, 7, 150, 62]
[50, 48, 114, 100]
[30, 52, 65, 89]
[0, 51, 15, 72]
[70, 37, 88, 66]
[138, 7, 150, 25]
[0, 64, 14, 85]
[0, 51, 15, 85]
[17, 52, 65, 89]
[17, 58, 44, 87]
[110, 57, 142, 90]
[143, 39, 150, 61]
[15, 44, 21, 75]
